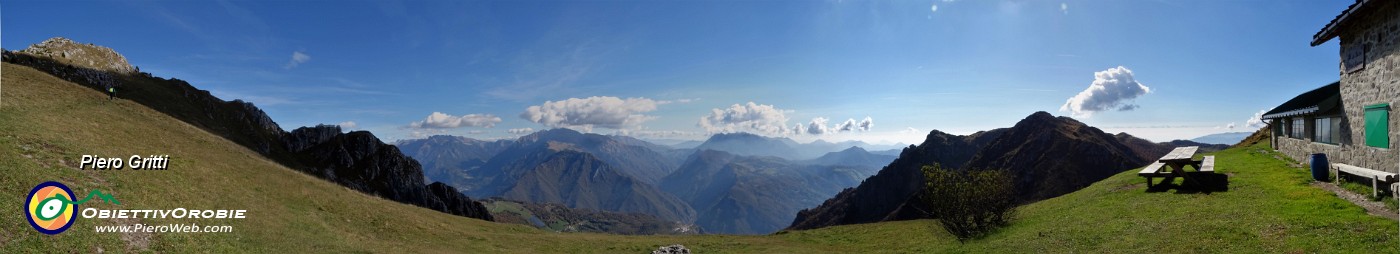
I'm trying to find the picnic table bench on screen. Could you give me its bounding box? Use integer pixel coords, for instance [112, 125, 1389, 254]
[1138, 146, 1216, 187]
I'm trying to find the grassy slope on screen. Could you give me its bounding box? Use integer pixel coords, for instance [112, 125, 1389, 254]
[2, 62, 1396, 253]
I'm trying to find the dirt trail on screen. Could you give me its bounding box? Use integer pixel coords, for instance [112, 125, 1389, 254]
[1312, 182, 1398, 220]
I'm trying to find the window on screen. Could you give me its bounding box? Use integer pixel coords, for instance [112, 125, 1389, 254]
[1273, 119, 1283, 136]
[1314, 116, 1341, 144]
[1365, 104, 1389, 148]
[1291, 117, 1306, 139]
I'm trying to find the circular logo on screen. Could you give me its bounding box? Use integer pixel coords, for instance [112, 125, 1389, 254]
[26, 181, 76, 235]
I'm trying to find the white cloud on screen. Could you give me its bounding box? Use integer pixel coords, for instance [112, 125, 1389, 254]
[931, 4, 938, 13]
[699, 102, 794, 135]
[507, 128, 535, 135]
[900, 127, 922, 134]
[284, 51, 310, 69]
[465, 130, 487, 135]
[835, 118, 858, 132]
[409, 112, 502, 129]
[698, 102, 874, 136]
[337, 121, 358, 130]
[807, 117, 831, 135]
[1061, 3, 1068, 14]
[1060, 66, 1152, 118]
[834, 117, 868, 132]
[657, 98, 700, 105]
[1227, 122, 1236, 129]
[1245, 109, 1268, 129]
[521, 96, 660, 132]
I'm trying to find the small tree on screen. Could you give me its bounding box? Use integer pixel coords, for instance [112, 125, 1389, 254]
[919, 164, 1017, 241]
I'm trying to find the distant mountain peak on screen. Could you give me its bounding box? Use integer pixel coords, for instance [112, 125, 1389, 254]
[839, 146, 867, 153]
[518, 128, 585, 143]
[709, 132, 764, 140]
[1018, 111, 1070, 125]
[1027, 111, 1056, 120]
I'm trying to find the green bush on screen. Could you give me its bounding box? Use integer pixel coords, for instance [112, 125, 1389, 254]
[919, 164, 1017, 241]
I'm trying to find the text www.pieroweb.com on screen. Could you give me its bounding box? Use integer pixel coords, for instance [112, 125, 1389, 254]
[95, 223, 233, 233]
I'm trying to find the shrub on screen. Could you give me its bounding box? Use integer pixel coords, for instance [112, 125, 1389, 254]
[919, 164, 1017, 241]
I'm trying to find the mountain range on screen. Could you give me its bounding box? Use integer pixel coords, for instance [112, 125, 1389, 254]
[399, 129, 893, 234]
[691, 132, 905, 160]
[788, 111, 1212, 230]
[1189, 132, 1255, 145]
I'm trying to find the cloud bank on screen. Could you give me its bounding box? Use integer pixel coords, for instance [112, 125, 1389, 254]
[409, 112, 502, 129]
[698, 102, 874, 136]
[521, 96, 660, 132]
[1060, 66, 1152, 118]
[699, 102, 793, 135]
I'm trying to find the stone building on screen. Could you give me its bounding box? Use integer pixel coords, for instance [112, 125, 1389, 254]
[1263, 0, 1398, 174]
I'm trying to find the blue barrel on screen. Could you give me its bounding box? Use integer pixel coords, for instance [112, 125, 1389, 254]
[1310, 153, 1329, 182]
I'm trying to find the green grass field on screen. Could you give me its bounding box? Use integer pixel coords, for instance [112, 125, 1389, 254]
[2, 62, 1397, 253]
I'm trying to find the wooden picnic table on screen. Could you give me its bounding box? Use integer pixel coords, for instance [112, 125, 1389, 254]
[1159, 146, 1201, 172]
[1139, 146, 1216, 188]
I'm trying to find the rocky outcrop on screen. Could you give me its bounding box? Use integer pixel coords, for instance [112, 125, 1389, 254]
[284, 126, 427, 203]
[652, 244, 691, 254]
[283, 125, 344, 152]
[283, 125, 494, 221]
[18, 37, 136, 74]
[426, 183, 494, 220]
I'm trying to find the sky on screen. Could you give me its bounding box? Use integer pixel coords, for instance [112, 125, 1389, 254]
[1, 0, 1354, 144]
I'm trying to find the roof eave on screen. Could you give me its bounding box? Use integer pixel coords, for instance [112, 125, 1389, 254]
[1262, 106, 1320, 119]
[1311, 0, 1373, 47]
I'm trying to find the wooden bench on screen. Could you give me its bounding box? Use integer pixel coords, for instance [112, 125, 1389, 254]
[1138, 162, 1167, 187]
[1331, 163, 1398, 197]
[1199, 156, 1215, 173]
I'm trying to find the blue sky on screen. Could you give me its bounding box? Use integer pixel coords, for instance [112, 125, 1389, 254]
[2, 0, 1352, 144]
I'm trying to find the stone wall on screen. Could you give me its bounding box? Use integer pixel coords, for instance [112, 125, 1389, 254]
[1275, 136, 1395, 173]
[1319, 0, 1400, 173]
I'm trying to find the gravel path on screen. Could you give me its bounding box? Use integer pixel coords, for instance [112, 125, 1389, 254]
[1312, 182, 1398, 220]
